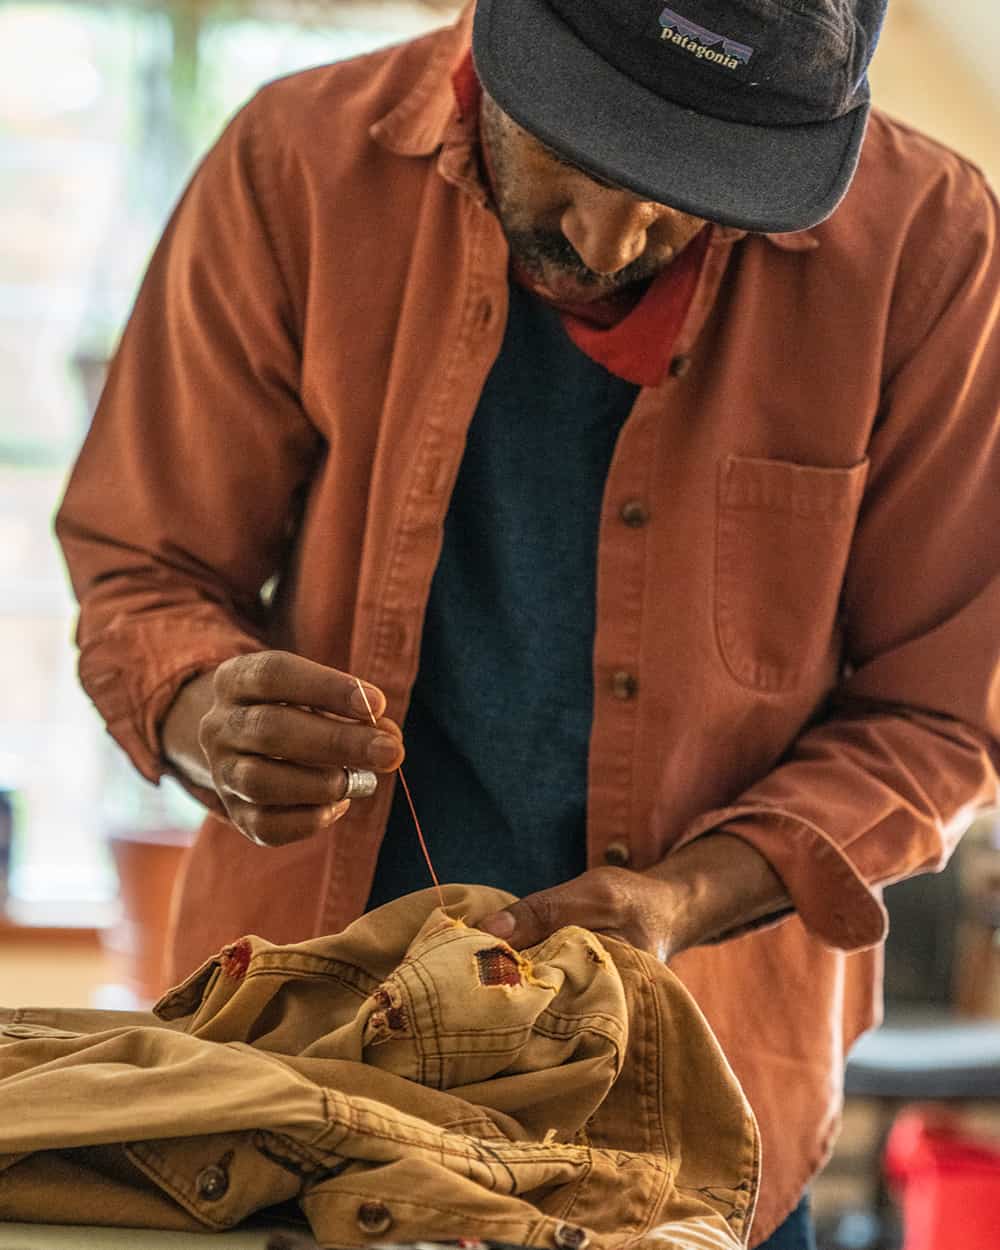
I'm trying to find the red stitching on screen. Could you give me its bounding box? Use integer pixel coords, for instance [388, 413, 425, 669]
[219, 938, 252, 980]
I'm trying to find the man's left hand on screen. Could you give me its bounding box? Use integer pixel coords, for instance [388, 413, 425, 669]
[477, 866, 683, 961]
[476, 833, 792, 960]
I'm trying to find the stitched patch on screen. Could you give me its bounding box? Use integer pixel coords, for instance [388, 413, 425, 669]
[219, 938, 252, 980]
[475, 946, 523, 987]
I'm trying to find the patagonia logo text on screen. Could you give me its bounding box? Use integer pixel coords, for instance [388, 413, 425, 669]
[658, 7, 754, 70]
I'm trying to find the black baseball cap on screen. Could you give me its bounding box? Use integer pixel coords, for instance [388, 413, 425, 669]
[471, 0, 888, 234]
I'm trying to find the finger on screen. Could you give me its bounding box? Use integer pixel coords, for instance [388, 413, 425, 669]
[477, 895, 554, 949]
[219, 756, 375, 806]
[219, 704, 404, 771]
[216, 652, 387, 721]
[478, 871, 627, 949]
[477, 890, 579, 950]
[226, 798, 351, 848]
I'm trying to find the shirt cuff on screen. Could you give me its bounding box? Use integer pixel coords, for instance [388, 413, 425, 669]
[675, 806, 888, 951]
[79, 628, 266, 815]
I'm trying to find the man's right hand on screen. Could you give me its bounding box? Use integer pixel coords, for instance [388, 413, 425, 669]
[160, 651, 404, 847]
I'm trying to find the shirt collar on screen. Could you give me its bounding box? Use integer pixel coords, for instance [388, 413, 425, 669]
[368, 5, 819, 253]
[368, 5, 475, 157]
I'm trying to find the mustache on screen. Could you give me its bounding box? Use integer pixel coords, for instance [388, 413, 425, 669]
[504, 228, 655, 289]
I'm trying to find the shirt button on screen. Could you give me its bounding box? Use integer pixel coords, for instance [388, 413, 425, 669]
[378, 619, 407, 656]
[669, 353, 691, 377]
[603, 840, 631, 868]
[610, 670, 638, 700]
[357, 1201, 394, 1236]
[195, 1164, 229, 1202]
[619, 499, 649, 528]
[554, 1223, 591, 1250]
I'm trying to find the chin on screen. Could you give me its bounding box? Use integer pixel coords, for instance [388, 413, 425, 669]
[534, 266, 613, 301]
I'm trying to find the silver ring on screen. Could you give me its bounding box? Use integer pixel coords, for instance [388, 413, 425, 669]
[342, 767, 378, 800]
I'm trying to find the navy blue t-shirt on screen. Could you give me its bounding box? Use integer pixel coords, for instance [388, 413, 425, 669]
[366, 282, 639, 908]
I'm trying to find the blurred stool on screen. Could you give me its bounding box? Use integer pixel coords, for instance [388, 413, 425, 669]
[831, 1015, 1000, 1249]
[828, 841, 1000, 1250]
[846, 1015, 1000, 1103]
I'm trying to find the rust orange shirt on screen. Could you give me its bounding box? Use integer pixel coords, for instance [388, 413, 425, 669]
[56, 9, 1000, 1243]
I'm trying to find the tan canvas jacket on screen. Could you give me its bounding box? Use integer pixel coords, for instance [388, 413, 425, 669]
[0, 886, 759, 1248]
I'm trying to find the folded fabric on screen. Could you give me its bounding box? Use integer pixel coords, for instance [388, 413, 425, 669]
[0, 885, 760, 1248]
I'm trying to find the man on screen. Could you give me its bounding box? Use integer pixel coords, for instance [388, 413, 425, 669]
[56, 1, 1000, 1246]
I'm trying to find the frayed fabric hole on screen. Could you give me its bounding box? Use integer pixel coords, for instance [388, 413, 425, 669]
[219, 938, 252, 980]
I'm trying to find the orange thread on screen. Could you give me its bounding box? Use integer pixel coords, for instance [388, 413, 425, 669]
[354, 678, 444, 908]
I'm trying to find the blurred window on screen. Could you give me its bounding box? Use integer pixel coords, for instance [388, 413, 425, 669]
[0, 0, 451, 918]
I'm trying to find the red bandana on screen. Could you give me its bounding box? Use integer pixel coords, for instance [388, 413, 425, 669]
[452, 51, 709, 387]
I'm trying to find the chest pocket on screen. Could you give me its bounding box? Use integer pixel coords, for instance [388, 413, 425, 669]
[715, 454, 870, 693]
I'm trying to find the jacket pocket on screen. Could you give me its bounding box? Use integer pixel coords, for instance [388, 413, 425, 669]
[715, 455, 869, 693]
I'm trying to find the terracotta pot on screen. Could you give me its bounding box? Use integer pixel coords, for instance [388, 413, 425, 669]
[103, 828, 192, 1005]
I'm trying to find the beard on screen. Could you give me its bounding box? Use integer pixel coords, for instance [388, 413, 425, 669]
[501, 224, 664, 297]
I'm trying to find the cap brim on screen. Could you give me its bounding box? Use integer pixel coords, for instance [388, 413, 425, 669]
[472, 0, 869, 234]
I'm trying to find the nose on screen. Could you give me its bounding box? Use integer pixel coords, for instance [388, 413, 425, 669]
[560, 189, 662, 276]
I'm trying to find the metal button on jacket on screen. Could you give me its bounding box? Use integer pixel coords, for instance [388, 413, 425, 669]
[357, 1200, 394, 1235]
[603, 840, 631, 868]
[610, 671, 638, 700]
[619, 499, 649, 528]
[195, 1164, 229, 1201]
[553, 1222, 591, 1250]
[668, 353, 691, 377]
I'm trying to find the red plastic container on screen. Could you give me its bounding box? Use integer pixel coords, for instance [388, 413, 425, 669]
[884, 1110, 1000, 1250]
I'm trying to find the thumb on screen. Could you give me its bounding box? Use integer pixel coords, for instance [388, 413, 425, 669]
[478, 888, 565, 950]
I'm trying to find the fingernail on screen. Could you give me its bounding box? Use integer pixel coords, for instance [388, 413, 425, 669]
[367, 733, 400, 768]
[479, 911, 515, 939]
[350, 683, 379, 720]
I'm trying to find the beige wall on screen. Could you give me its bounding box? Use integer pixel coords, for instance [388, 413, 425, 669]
[871, 0, 1000, 183]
